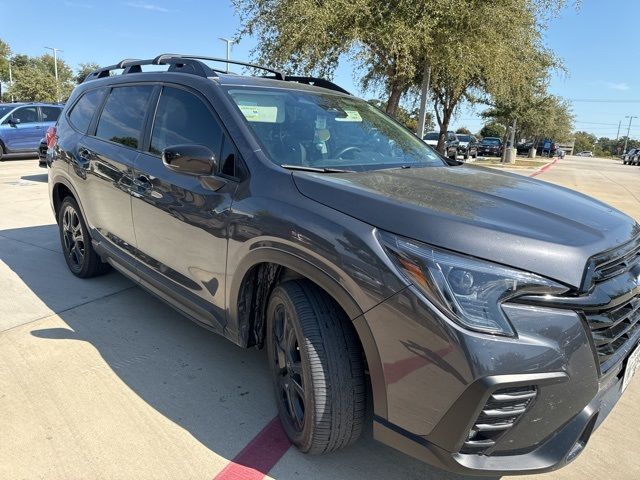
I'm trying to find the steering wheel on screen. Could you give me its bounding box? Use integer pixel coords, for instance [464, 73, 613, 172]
[335, 146, 362, 159]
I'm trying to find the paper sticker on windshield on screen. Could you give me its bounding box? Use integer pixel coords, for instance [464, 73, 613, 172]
[336, 110, 363, 122]
[238, 104, 279, 123]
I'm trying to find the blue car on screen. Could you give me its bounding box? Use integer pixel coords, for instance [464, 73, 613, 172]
[0, 102, 63, 160]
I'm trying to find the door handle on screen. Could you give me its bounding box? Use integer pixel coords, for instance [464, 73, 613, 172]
[131, 175, 152, 197]
[75, 147, 92, 168]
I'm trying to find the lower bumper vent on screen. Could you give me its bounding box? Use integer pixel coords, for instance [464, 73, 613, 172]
[461, 385, 537, 454]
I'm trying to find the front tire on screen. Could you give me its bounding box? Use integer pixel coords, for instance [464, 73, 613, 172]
[266, 280, 365, 454]
[57, 196, 110, 278]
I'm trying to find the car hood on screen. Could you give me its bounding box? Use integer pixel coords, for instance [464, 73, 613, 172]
[293, 165, 638, 287]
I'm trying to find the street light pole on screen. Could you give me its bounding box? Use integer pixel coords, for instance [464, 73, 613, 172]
[218, 37, 234, 73]
[623, 115, 637, 154]
[44, 46, 63, 102]
[8, 61, 14, 102]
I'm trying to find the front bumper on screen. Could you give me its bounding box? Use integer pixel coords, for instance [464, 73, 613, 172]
[374, 366, 630, 476]
[364, 285, 637, 475]
[478, 148, 501, 157]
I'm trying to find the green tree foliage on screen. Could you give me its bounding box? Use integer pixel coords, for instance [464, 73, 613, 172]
[592, 136, 640, 157]
[7, 54, 75, 102]
[480, 122, 506, 139]
[367, 99, 433, 132]
[75, 62, 101, 84]
[233, 1, 574, 154]
[233, 0, 435, 116]
[455, 127, 471, 135]
[573, 131, 597, 154]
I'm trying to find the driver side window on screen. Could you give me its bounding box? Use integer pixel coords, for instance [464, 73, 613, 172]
[12, 107, 39, 124]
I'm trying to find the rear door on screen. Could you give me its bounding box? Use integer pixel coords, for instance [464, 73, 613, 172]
[131, 84, 239, 330]
[2, 106, 42, 151]
[73, 84, 155, 263]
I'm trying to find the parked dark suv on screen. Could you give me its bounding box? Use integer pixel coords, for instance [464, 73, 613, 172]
[48, 54, 640, 476]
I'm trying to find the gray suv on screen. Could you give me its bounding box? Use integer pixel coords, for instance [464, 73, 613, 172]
[47, 54, 640, 476]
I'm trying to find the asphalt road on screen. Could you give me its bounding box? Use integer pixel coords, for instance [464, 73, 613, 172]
[0, 156, 638, 480]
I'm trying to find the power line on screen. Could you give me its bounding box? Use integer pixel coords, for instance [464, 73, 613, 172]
[568, 98, 640, 103]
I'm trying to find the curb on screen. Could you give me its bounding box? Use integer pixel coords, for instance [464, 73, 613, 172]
[529, 158, 559, 178]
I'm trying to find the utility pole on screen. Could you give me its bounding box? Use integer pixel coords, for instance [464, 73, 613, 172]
[44, 47, 63, 102]
[416, 64, 431, 139]
[218, 37, 234, 73]
[623, 115, 637, 154]
[616, 119, 621, 140]
[8, 61, 14, 102]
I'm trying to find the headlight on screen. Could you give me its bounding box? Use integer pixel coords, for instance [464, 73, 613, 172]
[378, 231, 568, 336]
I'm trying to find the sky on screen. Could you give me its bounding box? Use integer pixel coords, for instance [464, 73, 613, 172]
[1, 0, 640, 139]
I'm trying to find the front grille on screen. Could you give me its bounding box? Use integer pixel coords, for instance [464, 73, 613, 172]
[584, 295, 640, 370]
[461, 386, 537, 454]
[585, 236, 640, 372]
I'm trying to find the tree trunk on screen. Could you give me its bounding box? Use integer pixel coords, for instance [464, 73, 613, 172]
[436, 110, 452, 154]
[386, 81, 403, 118]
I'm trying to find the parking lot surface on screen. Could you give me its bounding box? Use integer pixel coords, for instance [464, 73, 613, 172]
[1, 156, 639, 480]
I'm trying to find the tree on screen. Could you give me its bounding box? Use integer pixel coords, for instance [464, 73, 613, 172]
[75, 62, 100, 84]
[7, 54, 75, 102]
[0, 38, 11, 100]
[480, 122, 506, 139]
[573, 131, 597, 154]
[455, 127, 471, 135]
[233, 0, 435, 116]
[367, 99, 433, 132]
[426, 1, 569, 153]
[9, 66, 58, 102]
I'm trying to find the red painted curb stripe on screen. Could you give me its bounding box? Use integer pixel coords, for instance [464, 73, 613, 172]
[213, 416, 291, 480]
[529, 157, 558, 177]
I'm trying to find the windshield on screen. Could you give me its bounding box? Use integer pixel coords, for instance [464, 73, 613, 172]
[0, 106, 15, 119]
[481, 138, 501, 145]
[423, 132, 439, 141]
[226, 87, 444, 171]
[457, 135, 471, 142]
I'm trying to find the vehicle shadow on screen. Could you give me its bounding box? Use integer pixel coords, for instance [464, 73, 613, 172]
[2, 224, 496, 480]
[21, 173, 48, 183]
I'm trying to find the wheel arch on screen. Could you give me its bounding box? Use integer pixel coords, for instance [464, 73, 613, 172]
[51, 176, 85, 221]
[230, 246, 388, 418]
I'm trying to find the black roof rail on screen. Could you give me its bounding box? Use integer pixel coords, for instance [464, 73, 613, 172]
[83, 56, 217, 82]
[284, 76, 351, 95]
[81, 54, 349, 94]
[168, 54, 286, 80]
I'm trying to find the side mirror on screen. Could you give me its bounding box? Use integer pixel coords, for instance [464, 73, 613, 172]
[9, 117, 21, 126]
[162, 144, 217, 176]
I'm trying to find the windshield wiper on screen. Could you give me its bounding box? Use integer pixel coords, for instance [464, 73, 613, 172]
[281, 164, 354, 173]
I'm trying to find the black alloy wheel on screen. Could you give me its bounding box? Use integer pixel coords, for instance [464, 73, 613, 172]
[266, 280, 365, 454]
[57, 196, 110, 278]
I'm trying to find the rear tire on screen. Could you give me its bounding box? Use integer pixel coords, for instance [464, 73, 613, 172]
[266, 280, 365, 455]
[0, 143, 4, 161]
[57, 196, 110, 278]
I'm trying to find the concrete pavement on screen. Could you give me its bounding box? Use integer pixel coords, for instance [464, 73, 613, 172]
[0, 156, 638, 479]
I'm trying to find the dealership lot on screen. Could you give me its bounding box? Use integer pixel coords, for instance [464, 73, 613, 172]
[1, 157, 639, 480]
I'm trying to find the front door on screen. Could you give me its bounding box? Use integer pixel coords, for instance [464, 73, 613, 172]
[74, 85, 155, 260]
[131, 85, 238, 330]
[2, 106, 43, 151]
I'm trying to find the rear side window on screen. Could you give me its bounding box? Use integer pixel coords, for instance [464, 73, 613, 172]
[150, 86, 223, 156]
[69, 89, 105, 133]
[41, 106, 62, 122]
[96, 85, 154, 149]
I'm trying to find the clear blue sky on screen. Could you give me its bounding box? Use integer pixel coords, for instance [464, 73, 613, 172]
[2, 0, 639, 139]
